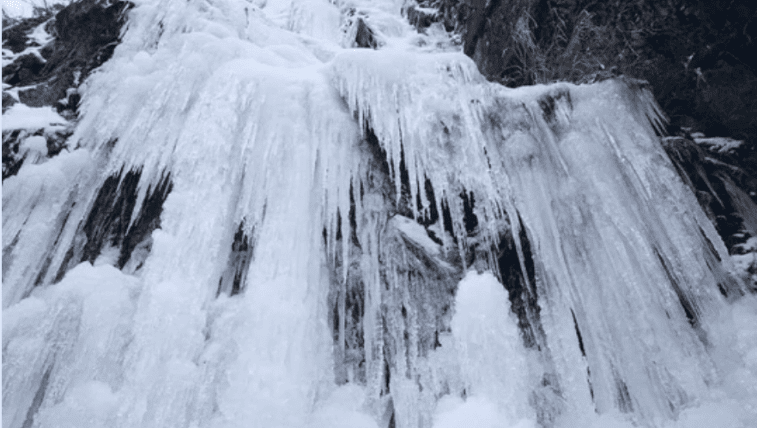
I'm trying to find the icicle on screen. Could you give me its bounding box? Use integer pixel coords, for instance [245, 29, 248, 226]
[3, 1, 754, 428]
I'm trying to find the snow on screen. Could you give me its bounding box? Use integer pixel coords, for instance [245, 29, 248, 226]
[693, 136, 744, 154]
[2, 0, 70, 17]
[2, 0, 755, 427]
[2, 103, 68, 130]
[19, 134, 48, 155]
[30, 19, 54, 45]
[390, 215, 441, 255]
[432, 395, 536, 428]
[448, 271, 534, 425]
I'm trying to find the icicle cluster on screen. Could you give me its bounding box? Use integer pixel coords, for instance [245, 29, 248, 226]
[3, 0, 754, 428]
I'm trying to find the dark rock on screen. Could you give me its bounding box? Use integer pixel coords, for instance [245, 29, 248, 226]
[2, 0, 133, 112]
[2, 14, 52, 54]
[2, 130, 25, 180]
[2, 92, 17, 113]
[19, 81, 61, 107]
[354, 18, 377, 49]
[2, 128, 73, 181]
[662, 135, 756, 251]
[2, 53, 46, 86]
[405, 5, 437, 32]
[411, 0, 756, 169]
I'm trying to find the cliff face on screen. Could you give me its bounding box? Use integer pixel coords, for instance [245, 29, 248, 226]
[408, 0, 756, 180]
[3, 0, 132, 111]
[2, 0, 132, 179]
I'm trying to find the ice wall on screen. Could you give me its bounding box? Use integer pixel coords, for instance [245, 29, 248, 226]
[2, 0, 755, 427]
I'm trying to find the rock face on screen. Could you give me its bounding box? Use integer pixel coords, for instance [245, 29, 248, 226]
[2, 0, 132, 181]
[663, 134, 757, 289]
[408, 0, 756, 182]
[2, 0, 132, 114]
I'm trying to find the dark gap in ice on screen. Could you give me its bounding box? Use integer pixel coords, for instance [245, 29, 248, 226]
[29, 201, 76, 287]
[383, 351, 391, 394]
[53, 247, 76, 283]
[80, 167, 140, 264]
[654, 248, 699, 328]
[570, 309, 586, 357]
[336, 212, 342, 241]
[425, 229, 443, 246]
[387, 408, 396, 428]
[716, 281, 729, 298]
[2, 232, 21, 278]
[397, 146, 413, 217]
[697, 227, 721, 263]
[363, 122, 391, 176]
[461, 190, 478, 236]
[570, 309, 597, 403]
[348, 181, 360, 248]
[217, 221, 255, 297]
[2, 129, 25, 180]
[483, 146, 492, 169]
[117, 170, 172, 269]
[614, 376, 634, 413]
[441, 199, 455, 241]
[495, 214, 543, 350]
[21, 364, 52, 428]
[354, 18, 378, 49]
[537, 89, 572, 124]
[415, 177, 439, 230]
[45, 166, 174, 281]
[33, 255, 54, 287]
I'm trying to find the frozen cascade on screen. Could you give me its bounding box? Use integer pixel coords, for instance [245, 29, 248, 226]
[2, 0, 755, 428]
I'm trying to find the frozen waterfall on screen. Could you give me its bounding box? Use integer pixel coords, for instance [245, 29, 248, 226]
[2, 0, 756, 427]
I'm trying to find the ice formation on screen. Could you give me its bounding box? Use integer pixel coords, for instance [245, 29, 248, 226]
[2, 0, 756, 427]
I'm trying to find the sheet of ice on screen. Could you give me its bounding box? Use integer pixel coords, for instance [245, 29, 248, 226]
[3, 149, 95, 308]
[2, 0, 755, 427]
[3, 263, 139, 428]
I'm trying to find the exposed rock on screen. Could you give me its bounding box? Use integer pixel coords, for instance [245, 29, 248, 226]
[409, 0, 756, 179]
[405, 4, 438, 31]
[1, 13, 55, 54]
[2, 0, 133, 113]
[2, 92, 17, 112]
[353, 18, 378, 49]
[3, 53, 47, 86]
[2, 130, 25, 180]
[662, 134, 756, 251]
[1, 128, 73, 180]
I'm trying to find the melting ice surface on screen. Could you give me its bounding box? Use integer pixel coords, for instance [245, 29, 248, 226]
[2, 0, 756, 427]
